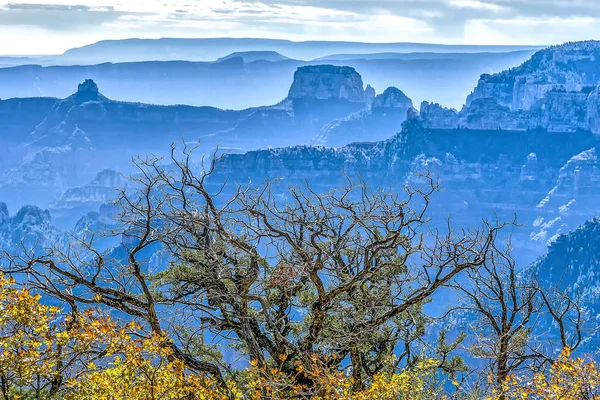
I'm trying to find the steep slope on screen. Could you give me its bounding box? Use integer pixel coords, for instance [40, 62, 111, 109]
[419, 42, 600, 134]
[0, 203, 64, 253]
[533, 218, 600, 342]
[535, 218, 600, 290]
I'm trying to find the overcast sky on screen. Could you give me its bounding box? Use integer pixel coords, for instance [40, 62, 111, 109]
[1, 0, 599, 55]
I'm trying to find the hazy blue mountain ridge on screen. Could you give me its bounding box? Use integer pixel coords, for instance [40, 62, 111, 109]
[0, 49, 535, 110]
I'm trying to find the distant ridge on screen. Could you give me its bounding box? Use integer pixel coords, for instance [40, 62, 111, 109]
[58, 37, 543, 64]
[314, 50, 536, 62]
[216, 51, 290, 63]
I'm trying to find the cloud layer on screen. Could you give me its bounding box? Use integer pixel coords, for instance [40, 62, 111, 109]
[0, 0, 599, 54]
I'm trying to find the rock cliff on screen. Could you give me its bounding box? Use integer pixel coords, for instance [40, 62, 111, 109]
[422, 87, 600, 134]
[50, 169, 126, 227]
[213, 116, 599, 262]
[288, 65, 365, 102]
[419, 42, 600, 134]
[467, 41, 600, 111]
[0, 203, 64, 252]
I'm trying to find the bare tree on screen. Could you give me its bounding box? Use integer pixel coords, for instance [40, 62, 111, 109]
[449, 238, 586, 398]
[1, 144, 507, 393]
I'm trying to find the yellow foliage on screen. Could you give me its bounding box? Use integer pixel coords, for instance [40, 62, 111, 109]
[4, 273, 600, 400]
[0, 273, 60, 393]
[499, 348, 600, 400]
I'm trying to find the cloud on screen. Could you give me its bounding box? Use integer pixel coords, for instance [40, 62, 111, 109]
[0, 2, 137, 30]
[5, 3, 113, 11]
[447, 0, 507, 12]
[1, 0, 600, 54]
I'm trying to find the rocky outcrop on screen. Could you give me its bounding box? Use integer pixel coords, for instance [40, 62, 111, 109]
[372, 87, 412, 109]
[419, 102, 459, 130]
[460, 98, 530, 131]
[467, 41, 600, 111]
[288, 65, 365, 103]
[432, 42, 600, 134]
[49, 169, 125, 228]
[422, 87, 600, 134]
[365, 85, 376, 105]
[530, 147, 600, 245]
[313, 87, 413, 146]
[75, 79, 101, 103]
[51, 169, 124, 211]
[0, 203, 64, 252]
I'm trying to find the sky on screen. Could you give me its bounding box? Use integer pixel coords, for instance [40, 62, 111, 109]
[1, 0, 599, 55]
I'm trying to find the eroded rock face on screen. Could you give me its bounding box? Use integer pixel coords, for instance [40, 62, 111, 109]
[468, 41, 600, 111]
[372, 87, 412, 109]
[531, 147, 600, 245]
[288, 65, 365, 103]
[0, 204, 63, 252]
[419, 102, 459, 130]
[52, 169, 124, 212]
[365, 85, 376, 105]
[49, 169, 126, 228]
[75, 79, 101, 103]
[460, 98, 529, 131]
[422, 87, 600, 134]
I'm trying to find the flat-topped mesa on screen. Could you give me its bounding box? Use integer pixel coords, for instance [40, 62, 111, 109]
[288, 65, 365, 103]
[467, 41, 600, 111]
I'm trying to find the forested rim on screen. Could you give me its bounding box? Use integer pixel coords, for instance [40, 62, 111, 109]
[0, 145, 597, 400]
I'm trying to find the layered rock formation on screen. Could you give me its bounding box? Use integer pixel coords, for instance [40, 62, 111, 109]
[288, 65, 365, 102]
[423, 86, 600, 133]
[420, 42, 600, 134]
[206, 66, 408, 150]
[467, 41, 600, 111]
[50, 169, 126, 227]
[0, 203, 64, 252]
[214, 114, 600, 262]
